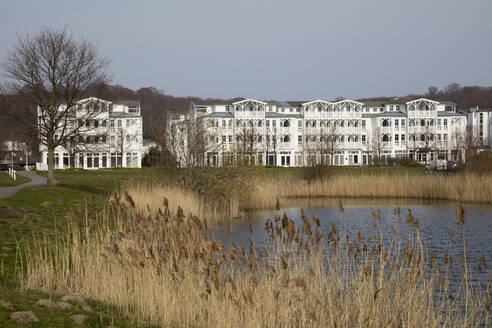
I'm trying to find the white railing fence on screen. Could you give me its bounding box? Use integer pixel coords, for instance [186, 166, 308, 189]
[8, 168, 16, 180]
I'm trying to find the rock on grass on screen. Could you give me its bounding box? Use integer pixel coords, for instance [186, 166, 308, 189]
[36, 298, 56, 307]
[10, 311, 39, 324]
[0, 300, 13, 310]
[72, 314, 87, 325]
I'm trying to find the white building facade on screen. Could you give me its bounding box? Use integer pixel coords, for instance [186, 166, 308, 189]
[167, 97, 468, 167]
[467, 107, 492, 152]
[37, 97, 144, 170]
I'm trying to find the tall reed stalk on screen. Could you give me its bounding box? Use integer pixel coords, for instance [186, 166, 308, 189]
[18, 188, 490, 327]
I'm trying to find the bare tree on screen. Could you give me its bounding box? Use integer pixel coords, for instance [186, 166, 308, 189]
[265, 126, 280, 165]
[1, 27, 110, 185]
[319, 125, 339, 165]
[417, 125, 435, 163]
[372, 126, 387, 165]
[236, 123, 261, 166]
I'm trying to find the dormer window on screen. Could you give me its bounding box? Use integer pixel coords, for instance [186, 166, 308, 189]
[128, 106, 138, 113]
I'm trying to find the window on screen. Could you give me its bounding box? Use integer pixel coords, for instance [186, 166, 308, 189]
[382, 119, 390, 127]
[437, 134, 441, 141]
[395, 120, 399, 127]
[395, 134, 399, 141]
[228, 120, 232, 128]
[437, 119, 441, 126]
[383, 134, 390, 142]
[401, 119, 405, 126]
[420, 134, 426, 142]
[86, 120, 90, 127]
[126, 152, 139, 167]
[283, 120, 290, 127]
[401, 134, 405, 141]
[266, 120, 270, 127]
[298, 135, 302, 143]
[298, 120, 302, 128]
[222, 135, 226, 143]
[94, 120, 99, 128]
[420, 119, 426, 127]
[283, 135, 290, 142]
[443, 134, 448, 141]
[101, 120, 107, 127]
[258, 120, 262, 127]
[228, 136, 232, 143]
[362, 120, 366, 128]
[222, 120, 226, 127]
[110, 120, 114, 127]
[443, 119, 448, 127]
[362, 135, 366, 142]
[117, 120, 122, 127]
[102, 154, 107, 168]
[273, 120, 276, 127]
[128, 106, 138, 113]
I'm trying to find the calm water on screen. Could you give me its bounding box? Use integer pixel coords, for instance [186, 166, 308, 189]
[212, 198, 492, 282]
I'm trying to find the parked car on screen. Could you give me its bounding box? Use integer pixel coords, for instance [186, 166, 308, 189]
[426, 161, 437, 172]
[447, 160, 460, 171]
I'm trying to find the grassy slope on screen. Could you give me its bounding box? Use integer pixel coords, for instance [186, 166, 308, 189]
[0, 172, 31, 187]
[0, 169, 169, 328]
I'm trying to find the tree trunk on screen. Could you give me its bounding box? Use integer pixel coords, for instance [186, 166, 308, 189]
[47, 145, 56, 186]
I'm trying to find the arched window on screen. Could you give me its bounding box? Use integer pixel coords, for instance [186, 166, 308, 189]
[283, 120, 290, 127]
[382, 119, 390, 127]
[258, 135, 263, 142]
[429, 119, 434, 126]
[283, 135, 290, 142]
[383, 134, 390, 142]
[341, 120, 345, 127]
[306, 121, 310, 128]
[420, 119, 426, 127]
[320, 121, 326, 128]
[410, 134, 415, 141]
[327, 106, 333, 112]
[420, 134, 426, 142]
[409, 105, 415, 111]
[409, 119, 415, 126]
[348, 136, 354, 142]
[236, 106, 241, 111]
[318, 105, 322, 112]
[258, 120, 263, 127]
[258, 105, 263, 111]
[312, 121, 316, 128]
[249, 120, 254, 127]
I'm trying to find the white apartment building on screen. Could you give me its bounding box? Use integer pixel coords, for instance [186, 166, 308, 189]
[167, 97, 468, 167]
[37, 97, 144, 170]
[467, 107, 492, 152]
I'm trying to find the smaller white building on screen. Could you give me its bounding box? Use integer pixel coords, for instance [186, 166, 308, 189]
[37, 98, 144, 170]
[467, 107, 492, 152]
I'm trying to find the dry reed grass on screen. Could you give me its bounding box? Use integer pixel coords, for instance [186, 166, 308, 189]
[19, 191, 490, 327]
[246, 173, 492, 210]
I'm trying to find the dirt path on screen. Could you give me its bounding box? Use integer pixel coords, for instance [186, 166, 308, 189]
[0, 171, 53, 199]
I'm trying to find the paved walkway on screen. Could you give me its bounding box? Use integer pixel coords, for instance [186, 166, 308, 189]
[0, 171, 53, 199]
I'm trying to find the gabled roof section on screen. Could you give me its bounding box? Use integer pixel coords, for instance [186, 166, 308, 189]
[334, 99, 364, 106]
[302, 99, 334, 106]
[232, 98, 267, 105]
[406, 98, 439, 105]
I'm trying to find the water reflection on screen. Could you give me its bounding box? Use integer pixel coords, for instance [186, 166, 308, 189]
[212, 198, 492, 287]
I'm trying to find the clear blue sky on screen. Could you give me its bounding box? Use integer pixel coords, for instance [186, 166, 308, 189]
[1, 0, 491, 100]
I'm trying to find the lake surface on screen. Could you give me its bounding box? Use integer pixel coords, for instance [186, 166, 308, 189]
[212, 198, 492, 284]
